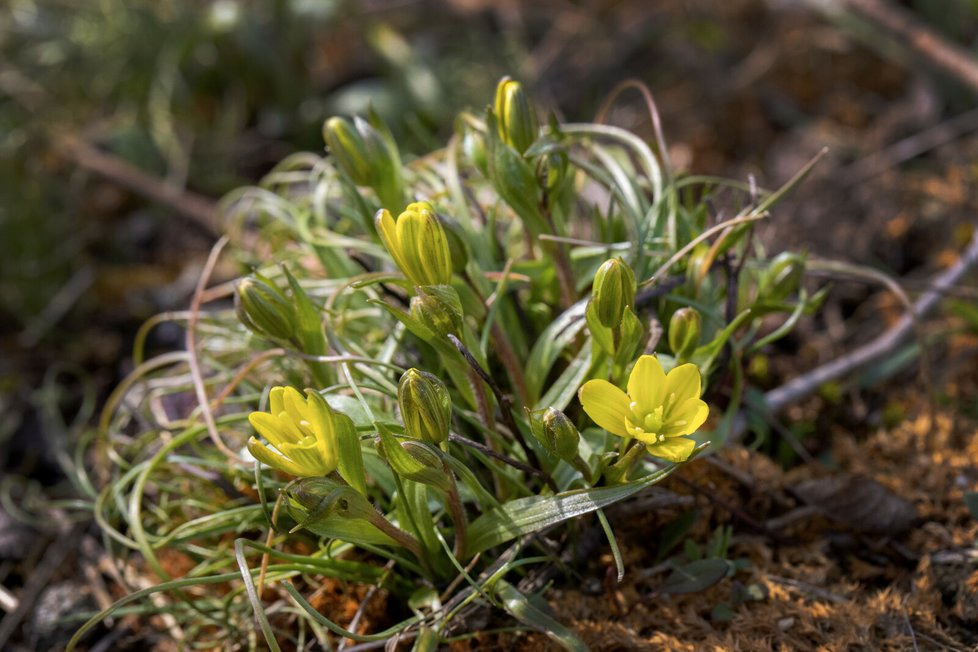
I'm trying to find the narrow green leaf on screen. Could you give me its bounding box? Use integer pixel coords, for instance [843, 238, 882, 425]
[596, 508, 624, 583]
[658, 558, 731, 595]
[494, 581, 588, 652]
[467, 463, 681, 555]
[691, 308, 753, 376]
[536, 342, 593, 411]
[525, 301, 587, 402]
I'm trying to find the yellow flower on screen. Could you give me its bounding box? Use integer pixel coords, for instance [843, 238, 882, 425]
[248, 386, 353, 477]
[375, 202, 453, 287]
[494, 76, 538, 155]
[578, 355, 708, 463]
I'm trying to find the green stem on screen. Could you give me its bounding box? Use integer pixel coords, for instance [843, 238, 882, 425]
[366, 510, 424, 561]
[604, 441, 646, 484]
[570, 455, 595, 485]
[444, 469, 468, 561]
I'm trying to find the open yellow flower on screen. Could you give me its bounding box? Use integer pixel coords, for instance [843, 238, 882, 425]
[248, 386, 353, 477]
[578, 355, 708, 462]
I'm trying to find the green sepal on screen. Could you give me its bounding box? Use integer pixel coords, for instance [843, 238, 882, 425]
[585, 299, 614, 355]
[612, 307, 644, 368]
[334, 418, 367, 497]
[410, 284, 464, 341]
[485, 110, 547, 235]
[285, 478, 396, 547]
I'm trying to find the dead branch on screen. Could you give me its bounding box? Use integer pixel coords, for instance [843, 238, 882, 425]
[730, 227, 978, 442]
[841, 0, 978, 94]
[63, 137, 218, 235]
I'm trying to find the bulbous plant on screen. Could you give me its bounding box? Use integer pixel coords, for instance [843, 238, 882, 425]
[75, 77, 825, 650]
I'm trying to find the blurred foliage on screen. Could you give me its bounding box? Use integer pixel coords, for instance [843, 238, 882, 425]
[0, 0, 522, 361]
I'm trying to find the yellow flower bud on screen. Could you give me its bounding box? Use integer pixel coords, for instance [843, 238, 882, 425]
[592, 258, 636, 329]
[375, 202, 453, 287]
[494, 77, 538, 155]
[235, 274, 295, 342]
[398, 368, 452, 445]
[668, 307, 701, 361]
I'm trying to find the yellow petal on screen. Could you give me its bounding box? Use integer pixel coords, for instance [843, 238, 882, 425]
[247, 437, 308, 476]
[396, 209, 424, 282]
[418, 213, 452, 286]
[268, 386, 287, 416]
[277, 410, 309, 442]
[305, 391, 339, 449]
[249, 412, 291, 445]
[626, 355, 666, 413]
[578, 380, 631, 438]
[646, 436, 696, 463]
[281, 439, 335, 476]
[662, 397, 709, 437]
[281, 386, 307, 424]
[375, 209, 410, 277]
[664, 363, 702, 404]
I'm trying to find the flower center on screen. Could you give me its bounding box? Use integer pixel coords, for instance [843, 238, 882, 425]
[629, 401, 665, 435]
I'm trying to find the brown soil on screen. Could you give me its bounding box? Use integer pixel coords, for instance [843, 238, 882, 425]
[500, 405, 978, 651]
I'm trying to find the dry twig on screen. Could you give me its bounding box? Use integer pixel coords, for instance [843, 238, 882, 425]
[731, 227, 978, 441]
[841, 0, 978, 94]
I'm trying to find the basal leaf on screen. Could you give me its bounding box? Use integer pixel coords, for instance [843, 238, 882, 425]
[494, 580, 587, 652]
[467, 462, 680, 555]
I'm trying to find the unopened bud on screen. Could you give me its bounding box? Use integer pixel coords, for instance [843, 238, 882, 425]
[375, 203, 453, 287]
[376, 424, 453, 493]
[461, 124, 487, 174]
[410, 286, 463, 341]
[527, 407, 580, 461]
[286, 478, 375, 529]
[494, 77, 538, 155]
[324, 112, 403, 208]
[398, 369, 452, 445]
[668, 307, 701, 361]
[235, 274, 295, 341]
[758, 252, 804, 303]
[323, 116, 373, 186]
[592, 258, 636, 329]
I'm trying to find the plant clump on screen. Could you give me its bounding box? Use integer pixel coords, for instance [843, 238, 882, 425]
[74, 77, 823, 649]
